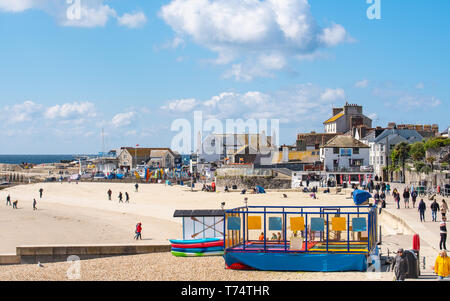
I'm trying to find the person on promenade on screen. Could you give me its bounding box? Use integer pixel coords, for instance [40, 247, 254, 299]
[403, 188, 410, 209]
[12, 200, 18, 209]
[33, 199, 37, 211]
[134, 222, 142, 240]
[381, 182, 386, 194]
[135, 183, 139, 192]
[374, 191, 380, 206]
[411, 190, 418, 208]
[6, 194, 11, 206]
[440, 218, 447, 251]
[418, 199, 426, 222]
[125, 192, 129, 203]
[441, 200, 448, 220]
[118, 192, 123, 203]
[386, 183, 391, 195]
[433, 251, 450, 280]
[107, 189, 112, 201]
[431, 200, 440, 222]
[393, 189, 400, 209]
[392, 248, 409, 281]
[380, 191, 386, 204]
[39, 188, 43, 198]
[375, 183, 380, 194]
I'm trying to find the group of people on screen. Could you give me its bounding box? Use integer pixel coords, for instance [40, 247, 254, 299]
[5, 187, 43, 210]
[259, 232, 282, 243]
[107, 189, 130, 203]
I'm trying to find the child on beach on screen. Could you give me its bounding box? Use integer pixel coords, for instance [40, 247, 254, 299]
[107, 189, 112, 201]
[39, 188, 43, 198]
[125, 192, 129, 203]
[118, 192, 123, 203]
[12, 200, 18, 209]
[33, 199, 37, 211]
[134, 223, 142, 240]
[6, 195, 11, 206]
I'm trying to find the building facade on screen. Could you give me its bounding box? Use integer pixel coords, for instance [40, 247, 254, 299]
[323, 103, 372, 134]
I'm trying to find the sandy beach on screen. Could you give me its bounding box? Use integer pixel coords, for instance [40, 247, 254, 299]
[0, 182, 356, 253]
[0, 182, 431, 281]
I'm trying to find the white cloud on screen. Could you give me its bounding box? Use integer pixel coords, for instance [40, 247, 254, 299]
[161, 83, 344, 123]
[160, 0, 352, 80]
[111, 112, 136, 128]
[2, 101, 42, 123]
[0, 0, 33, 12]
[161, 98, 198, 112]
[415, 82, 425, 89]
[45, 102, 96, 120]
[117, 11, 147, 28]
[319, 23, 351, 47]
[0, 0, 145, 28]
[355, 79, 369, 88]
[320, 88, 345, 101]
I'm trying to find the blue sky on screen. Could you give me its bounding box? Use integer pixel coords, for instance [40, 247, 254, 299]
[0, 0, 448, 154]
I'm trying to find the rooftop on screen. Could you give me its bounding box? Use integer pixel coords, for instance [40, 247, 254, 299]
[323, 135, 370, 148]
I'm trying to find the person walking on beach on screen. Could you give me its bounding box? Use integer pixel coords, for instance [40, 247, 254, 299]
[441, 200, 448, 221]
[440, 218, 447, 251]
[135, 183, 139, 192]
[418, 199, 426, 222]
[39, 188, 43, 198]
[392, 248, 409, 281]
[431, 200, 440, 222]
[134, 222, 142, 240]
[411, 190, 418, 208]
[403, 188, 410, 209]
[118, 192, 123, 203]
[12, 200, 18, 209]
[6, 194, 11, 206]
[33, 199, 37, 211]
[107, 189, 112, 201]
[433, 251, 450, 280]
[125, 192, 129, 203]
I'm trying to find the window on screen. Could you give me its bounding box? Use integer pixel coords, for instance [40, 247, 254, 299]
[380, 156, 384, 165]
[353, 148, 359, 154]
[333, 147, 339, 154]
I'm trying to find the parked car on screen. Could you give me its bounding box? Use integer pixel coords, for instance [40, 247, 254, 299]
[93, 172, 106, 179]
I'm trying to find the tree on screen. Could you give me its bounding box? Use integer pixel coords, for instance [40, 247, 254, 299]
[426, 156, 436, 170]
[424, 137, 450, 151]
[409, 141, 425, 161]
[391, 142, 411, 183]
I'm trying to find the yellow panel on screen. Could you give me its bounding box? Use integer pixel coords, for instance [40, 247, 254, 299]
[290, 217, 305, 232]
[331, 217, 347, 231]
[248, 216, 262, 230]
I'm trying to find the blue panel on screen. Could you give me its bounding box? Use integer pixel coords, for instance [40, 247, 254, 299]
[352, 218, 367, 232]
[172, 246, 224, 253]
[310, 218, 324, 232]
[269, 217, 282, 231]
[225, 252, 367, 272]
[227, 217, 241, 231]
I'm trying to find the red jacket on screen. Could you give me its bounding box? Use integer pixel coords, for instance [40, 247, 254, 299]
[136, 224, 142, 233]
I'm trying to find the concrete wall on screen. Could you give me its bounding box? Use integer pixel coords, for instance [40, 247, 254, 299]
[216, 176, 291, 189]
[0, 243, 171, 265]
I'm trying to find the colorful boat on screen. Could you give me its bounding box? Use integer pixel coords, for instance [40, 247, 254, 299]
[171, 240, 224, 249]
[171, 250, 224, 257]
[169, 238, 222, 245]
[171, 246, 224, 253]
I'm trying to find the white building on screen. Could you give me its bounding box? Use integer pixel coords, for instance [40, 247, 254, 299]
[320, 135, 372, 185]
[360, 129, 423, 178]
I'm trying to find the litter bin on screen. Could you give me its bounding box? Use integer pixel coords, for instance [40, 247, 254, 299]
[404, 250, 420, 279]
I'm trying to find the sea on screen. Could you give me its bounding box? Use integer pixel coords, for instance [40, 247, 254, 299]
[0, 155, 92, 165]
